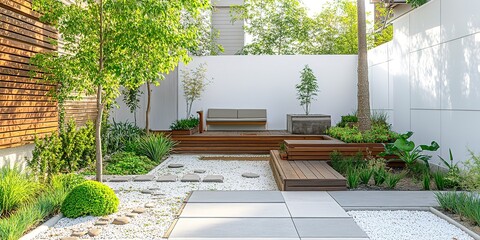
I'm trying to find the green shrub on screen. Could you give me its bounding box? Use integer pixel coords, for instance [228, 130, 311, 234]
[462, 150, 480, 191]
[373, 167, 387, 186]
[346, 169, 360, 189]
[28, 120, 95, 181]
[329, 151, 365, 175]
[370, 111, 389, 126]
[103, 120, 145, 154]
[432, 172, 446, 190]
[169, 117, 200, 130]
[136, 134, 175, 162]
[51, 173, 86, 193]
[61, 181, 119, 218]
[423, 174, 431, 190]
[436, 192, 480, 226]
[0, 166, 43, 216]
[326, 124, 398, 143]
[337, 114, 358, 127]
[358, 168, 373, 185]
[385, 172, 404, 189]
[105, 152, 156, 175]
[438, 149, 461, 189]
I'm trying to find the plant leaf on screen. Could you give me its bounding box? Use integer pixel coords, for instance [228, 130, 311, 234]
[394, 138, 415, 152]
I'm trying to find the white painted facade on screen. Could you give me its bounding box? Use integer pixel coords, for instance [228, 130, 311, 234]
[0, 144, 34, 169]
[368, 0, 480, 165]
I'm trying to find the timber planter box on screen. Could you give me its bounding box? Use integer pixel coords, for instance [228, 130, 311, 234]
[171, 126, 199, 135]
[287, 114, 331, 135]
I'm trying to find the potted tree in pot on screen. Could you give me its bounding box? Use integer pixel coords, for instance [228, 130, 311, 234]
[287, 65, 331, 135]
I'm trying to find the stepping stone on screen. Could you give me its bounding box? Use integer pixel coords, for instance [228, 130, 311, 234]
[88, 228, 102, 237]
[133, 175, 155, 182]
[168, 164, 184, 168]
[99, 217, 111, 222]
[202, 175, 224, 183]
[152, 191, 165, 196]
[145, 203, 155, 208]
[242, 173, 260, 178]
[181, 174, 201, 182]
[132, 208, 146, 214]
[101, 175, 113, 182]
[156, 174, 177, 182]
[148, 187, 161, 191]
[61, 237, 79, 240]
[126, 213, 138, 218]
[194, 169, 206, 174]
[109, 176, 132, 182]
[71, 231, 87, 237]
[112, 217, 130, 225]
[94, 221, 108, 226]
[141, 189, 153, 194]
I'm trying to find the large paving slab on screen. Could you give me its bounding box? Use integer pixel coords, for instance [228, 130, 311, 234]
[286, 202, 349, 218]
[169, 218, 299, 238]
[282, 192, 336, 203]
[300, 238, 369, 240]
[187, 191, 285, 203]
[328, 191, 439, 208]
[293, 218, 369, 239]
[181, 203, 291, 218]
[170, 238, 299, 240]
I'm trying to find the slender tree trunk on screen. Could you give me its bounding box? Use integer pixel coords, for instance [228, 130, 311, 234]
[146, 81, 151, 134]
[356, 0, 371, 132]
[95, 0, 104, 182]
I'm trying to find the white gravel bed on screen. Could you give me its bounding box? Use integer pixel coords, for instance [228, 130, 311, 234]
[348, 210, 474, 240]
[35, 154, 277, 240]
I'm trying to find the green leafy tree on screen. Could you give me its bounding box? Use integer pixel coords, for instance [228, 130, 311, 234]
[232, 0, 310, 55]
[373, 4, 393, 47]
[295, 65, 319, 115]
[31, 0, 209, 181]
[181, 63, 211, 117]
[407, 0, 428, 8]
[122, 87, 142, 126]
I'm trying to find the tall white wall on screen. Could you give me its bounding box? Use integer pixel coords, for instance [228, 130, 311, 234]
[0, 144, 34, 169]
[178, 55, 358, 130]
[368, 0, 480, 165]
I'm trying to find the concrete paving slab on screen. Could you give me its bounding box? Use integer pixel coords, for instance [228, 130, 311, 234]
[328, 191, 439, 207]
[133, 175, 155, 182]
[180, 203, 290, 218]
[202, 175, 224, 183]
[282, 192, 337, 203]
[156, 174, 177, 182]
[293, 218, 368, 238]
[301, 238, 369, 240]
[169, 218, 298, 238]
[286, 202, 349, 218]
[187, 191, 285, 203]
[109, 176, 132, 182]
[181, 174, 201, 182]
[170, 238, 300, 240]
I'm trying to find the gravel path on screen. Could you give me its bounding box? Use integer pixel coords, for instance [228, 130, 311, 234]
[35, 155, 277, 240]
[348, 210, 475, 240]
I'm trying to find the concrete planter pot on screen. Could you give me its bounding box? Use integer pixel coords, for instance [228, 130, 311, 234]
[287, 114, 331, 135]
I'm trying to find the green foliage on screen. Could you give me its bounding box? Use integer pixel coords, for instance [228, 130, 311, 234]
[181, 63, 211, 117]
[370, 111, 389, 126]
[103, 120, 145, 154]
[105, 152, 156, 175]
[28, 120, 95, 181]
[295, 65, 319, 115]
[436, 192, 480, 226]
[423, 173, 431, 190]
[51, 173, 86, 194]
[337, 114, 358, 127]
[462, 150, 480, 191]
[327, 124, 399, 143]
[0, 166, 43, 217]
[373, 167, 387, 186]
[432, 172, 446, 190]
[406, 0, 428, 8]
[136, 135, 175, 163]
[329, 151, 365, 175]
[122, 87, 142, 126]
[382, 131, 439, 170]
[61, 181, 119, 218]
[438, 149, 461, 189]
[170, 117, 200, 131]
[385, 172, 404, 189]
[373, 4, 393, 47]
[358, 168, 373, 185]
[346, 169, 360, 189]
[279, 142, 287, 153]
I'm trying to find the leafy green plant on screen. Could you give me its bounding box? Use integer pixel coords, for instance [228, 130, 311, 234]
[370, 111, 389, 126]
[122, 87, 142, 126]
[103, 120, 145, 154]
[436, 192, 480, 226]
[438, 149, 461, 189]
[329, 151, 365, 175]
[337, 114, 358, 127]
[358, 168, 373, 185]
[279, 142, 287, 153]
[432, 172, 446, 190]
[326, 124, 398, 143]
[406, 0, 427, 8]
[170, 117, 200, 131]
[105, 152, 156, 175]
[0, 166, 43, 217]
[385, 172, 404, 189]
[346, 169, 360, 189]
[382, 131, 439, 170]
[136, 134, 175, 162]
[61, 181, 119, 218]
[295, 65, 319, 115]
[462, 150, 480, 191]
[373, 167, 387, 186]
[423, 173, 431, 190]
[181, 63, 211, 117]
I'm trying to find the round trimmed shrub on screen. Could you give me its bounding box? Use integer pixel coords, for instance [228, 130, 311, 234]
[61, 180, 119, 218]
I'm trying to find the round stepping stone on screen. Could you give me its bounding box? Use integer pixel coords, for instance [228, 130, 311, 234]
[61, 237, 79, 240]
[112, 217, 130, 225]
[132, 208, 146, 214]
[194, 169, 206, 174]
[88, 228, 102, 237]
[126, 212, 138, 218]
[168, 164, 184, 168]
[242, 173, 260, 178]
[145, 203, 155, 208]
[99, 216, 111, 222]
[71, 231, 87, 237]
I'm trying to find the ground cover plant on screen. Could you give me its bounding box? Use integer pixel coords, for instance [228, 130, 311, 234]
[103, 120, 145, 154]
[170, 117, 200, 130]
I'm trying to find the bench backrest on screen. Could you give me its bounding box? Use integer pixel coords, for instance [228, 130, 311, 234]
[238, 109, 267, 118]
[207, 109, 267, 119]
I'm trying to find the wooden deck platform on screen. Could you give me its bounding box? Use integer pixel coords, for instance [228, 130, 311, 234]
[269, 150, 347, 191]
[170, 131, 325, 154]
[285, 140, 386, 160]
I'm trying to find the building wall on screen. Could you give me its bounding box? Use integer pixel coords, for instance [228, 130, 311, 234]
[212, 0, 244, 55]
[368, 0, 480, 165]
[178, 55, 358, 130]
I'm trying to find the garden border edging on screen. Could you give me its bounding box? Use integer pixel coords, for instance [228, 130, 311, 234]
[19, 213, 63, 240]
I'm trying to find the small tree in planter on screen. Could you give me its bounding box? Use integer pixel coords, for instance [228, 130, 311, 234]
[181, 63, 211, 117]
[296, 65, 319, 115]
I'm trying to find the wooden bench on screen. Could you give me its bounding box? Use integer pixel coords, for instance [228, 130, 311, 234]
[206, 109, 267, 130]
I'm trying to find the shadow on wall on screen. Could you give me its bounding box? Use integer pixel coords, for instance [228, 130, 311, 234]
[0, 144, 34, 170]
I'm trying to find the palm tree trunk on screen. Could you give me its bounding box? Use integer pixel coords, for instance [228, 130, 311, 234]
[356, 0, 372, 132]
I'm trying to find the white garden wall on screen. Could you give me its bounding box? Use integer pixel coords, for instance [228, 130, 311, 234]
[368, 0, 480, 165]
[178, 55, 358, 130]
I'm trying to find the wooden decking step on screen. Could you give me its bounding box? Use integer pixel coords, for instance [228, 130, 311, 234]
[269, 150, 346, 191]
